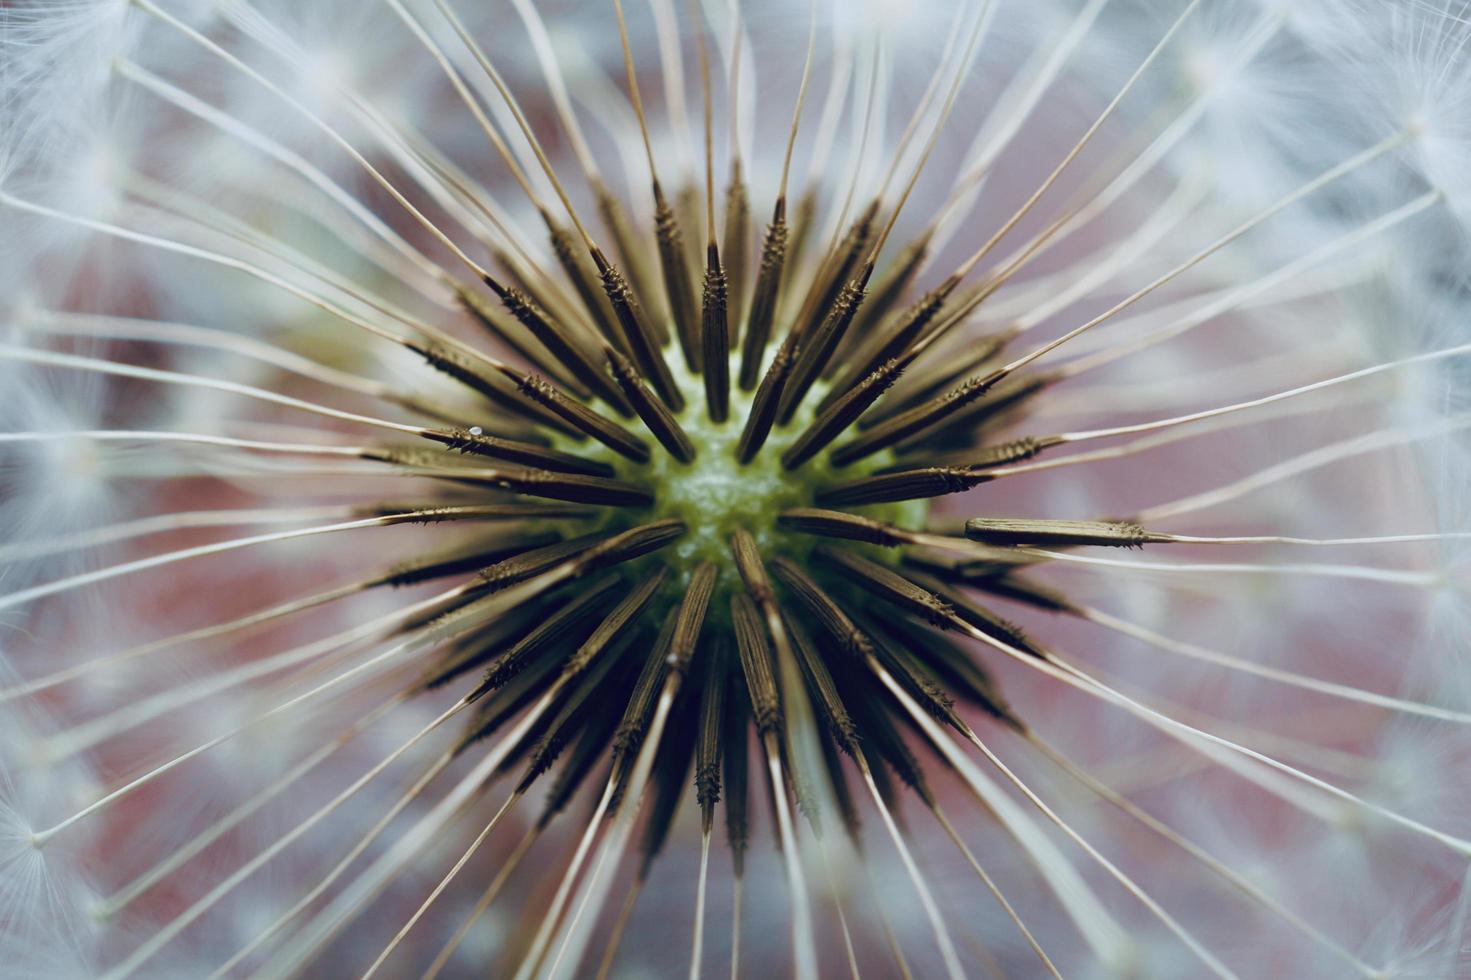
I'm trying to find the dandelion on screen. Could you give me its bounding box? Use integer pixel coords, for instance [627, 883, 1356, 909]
[1, 0, 1470, 976]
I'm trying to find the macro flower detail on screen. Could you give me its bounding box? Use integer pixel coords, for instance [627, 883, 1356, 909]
[2, 0, 1470, 977]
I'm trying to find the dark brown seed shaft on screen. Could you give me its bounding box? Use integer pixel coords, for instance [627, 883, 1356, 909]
[654, 183, 703, 372]
[738, 207, 789, 391]
[368, 502, 572, 527]
[498, 366, 651, 463]
[518, 637, 631, 789]
[701, 244, 731, 423]
[605, 347, 697, 463]
[722, 677, 751, 874]
[457, 285, 587, 396]
[817, 721, 863, 844]
[891, 435, 1062, 472]
[458, 647, 569, 751]
[729, 529, 776, 607]
[418, 600, 553, 691]
[964, 518, 1163, 548]
[869, 615, 1020, 728]
[781, 189, 818, 299]
[548, 221, 626, 351]
[848, 686, 935, 806]
[722, 171, 751, 340]
[776, 270, 870, 425]
[611, 610, 678, 770]
[768, 557, 874, 663]
[362, 451, 653, 507]
[475, 534, 605, 593]
[906, 571, 1046, 658]
[483, 276, 633, 414]
[354, 501, 593, 524]
[637, 693, 701, 875]
[731, 592, 781, 735]
[695, 640, 729, 833]
[471, 574, 625, 696]
[373, 533, 561, 590]
[593, 246, 684, 411]
[776, 508, 910, 547]
[812, 546, 955, 627]
[570, 519, 688, 580]
[564, 568, 669, 675]
[481, 468, 655, 508]
[826, 230, 933, 378]
[729, 531, 807, 732]
[861, 618, 963, 730]
[539, 699, 626, 827]
[781, 351, 916, 470]
[404, 338, 576, 437]
[788, 200, 877, 344]
[786, 617, 859, 755]
[899, 547, 1045, 583]
[815, 466, 995, 507]
[821, 280, 953, 412]
[830, 369, 1004, 467]
[780, 579, 948, 796]
[492, 246, 592, 346]
[667, 562, 718, 675]
[910, 373, 1056, 450]
[863, 320, 1013, 427]
[594, 179, 668, 339]
[419, 427, 614, 477]
[735, 335, 795, 464]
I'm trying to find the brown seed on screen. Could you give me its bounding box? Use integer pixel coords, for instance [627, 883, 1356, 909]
[500, 367, 651, 462]
[730, 593, 781, 736]
[594, 246, 685, 411]
[701, 244, 731, 423]
[964, 518, 1163, 548]
[815, 465, 995, 507]
[606, 346, 697, 463]
[738, 208, 789, 391]
[667, 562, 718, 674]
[420, 426, 615, 477]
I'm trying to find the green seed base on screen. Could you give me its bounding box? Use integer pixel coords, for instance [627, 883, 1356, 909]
[558, 349, 929, 621]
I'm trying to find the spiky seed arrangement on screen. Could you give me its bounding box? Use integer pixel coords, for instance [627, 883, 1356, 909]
[2, 0, 1471, 977]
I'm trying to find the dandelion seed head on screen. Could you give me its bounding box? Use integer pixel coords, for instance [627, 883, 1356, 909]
[2, 0, 1471, 976]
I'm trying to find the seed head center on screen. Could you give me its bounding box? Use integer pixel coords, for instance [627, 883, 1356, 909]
[571, 353, 927, 595]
